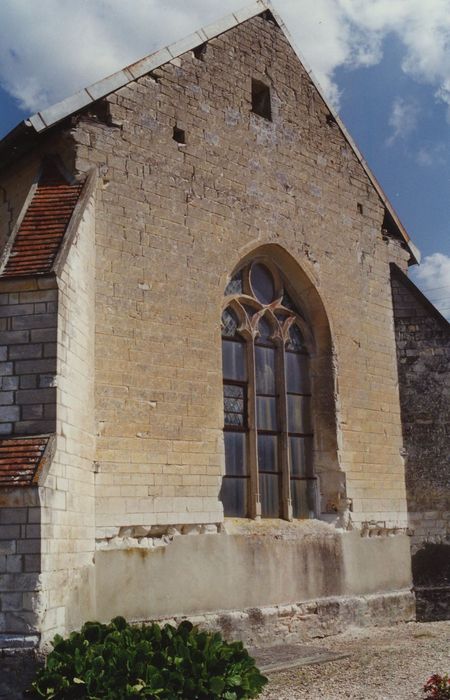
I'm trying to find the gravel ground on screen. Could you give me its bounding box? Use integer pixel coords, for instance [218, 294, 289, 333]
[260, 621, 450, 700]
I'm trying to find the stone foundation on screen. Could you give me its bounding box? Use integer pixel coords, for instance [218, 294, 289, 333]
[0, 590, 415, 699]
[151, 590, 415, 648]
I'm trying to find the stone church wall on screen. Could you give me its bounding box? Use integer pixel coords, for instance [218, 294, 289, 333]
[0, 277, 57, 437]
[38, 185, 97, 645]
[72, 13, 411, 536]
[391, 267, 450, 621]
[0, 11, 419, 650]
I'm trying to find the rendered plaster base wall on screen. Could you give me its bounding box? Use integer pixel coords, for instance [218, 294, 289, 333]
[95, 525, 414, 643]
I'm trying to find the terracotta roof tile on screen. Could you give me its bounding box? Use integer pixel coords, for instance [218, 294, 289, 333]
[0, 435, 51, 487]
[1, 163, 83, 278]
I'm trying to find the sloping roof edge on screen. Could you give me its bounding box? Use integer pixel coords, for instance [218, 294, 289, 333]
[0, 160, 86, 278]
[0, 0, 420, 263]
[390, 263, 450, 330]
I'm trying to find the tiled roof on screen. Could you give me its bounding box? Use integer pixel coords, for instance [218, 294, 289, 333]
[0, 435, 51, 486]
[1, 163, 83, 278]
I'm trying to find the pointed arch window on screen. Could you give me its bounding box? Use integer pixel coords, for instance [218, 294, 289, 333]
[221, 260, 317, 520]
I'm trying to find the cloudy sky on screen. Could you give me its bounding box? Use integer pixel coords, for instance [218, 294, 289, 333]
[1, 0, 450, 318]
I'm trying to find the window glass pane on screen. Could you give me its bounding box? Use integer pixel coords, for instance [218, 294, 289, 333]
[257, 434, 278, 473]
[224, 271, 243, 296]
[242, 303, 256, 318]
[289, 436, 313, 477]
[286, 352, 310, 394]
[221, 476, 248, 517]
[291, 479, 317, 519]
[282, 290, 296, 310]
[221, 307, 239, 338]
[259, 473, 280, 517]
[224, 432, 247, 476]
[223, 384, 245, 428]
[222, 339, 246, 381]
[250, 263, 275, 304]
[286, 324, 306, 352]
[257, 316, 273, 342]
[287, 395, 312, 434]
[256, 397, 277, 431]
[255, 345, 275, 394]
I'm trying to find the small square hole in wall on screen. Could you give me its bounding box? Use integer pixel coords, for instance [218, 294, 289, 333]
[173, 126, 186, 144]
[193, 43, 207, 61]
[357, 202, 364, 215]
[252, 79, 272, 120]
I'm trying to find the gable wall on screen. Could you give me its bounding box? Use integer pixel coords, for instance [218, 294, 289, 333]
[69, 14, 411, 536]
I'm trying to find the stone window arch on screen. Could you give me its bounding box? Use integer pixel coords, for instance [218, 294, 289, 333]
[220, 257, 318, 520]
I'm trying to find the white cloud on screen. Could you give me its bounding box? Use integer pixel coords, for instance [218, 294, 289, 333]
[412, 252, 450, 319]
[387, 97, 419, 145]
[416, 142, 447, 167]
[1, 0, 450, 124]
[0, 0, 354, 113]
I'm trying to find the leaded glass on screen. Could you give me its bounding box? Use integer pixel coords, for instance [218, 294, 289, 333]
[250, 263, 275, 304]
[257, 316, 273, 342]
[224, 271, 243, 296]
[286, 324, 306, 352]
[282, 290, 296, 310]
[242, 303, 257, 317]
[222, 307, 239, 337]
[224, 384, 245, 427]
[221, 258, 315, 521]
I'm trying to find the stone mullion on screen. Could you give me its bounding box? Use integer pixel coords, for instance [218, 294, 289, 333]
[277, 339, 292, 521]
[246, 338, 261, 519]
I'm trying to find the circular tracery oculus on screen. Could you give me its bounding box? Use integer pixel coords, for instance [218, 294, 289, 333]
[250, 263, 276, 305]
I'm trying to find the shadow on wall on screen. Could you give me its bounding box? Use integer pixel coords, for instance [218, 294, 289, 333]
[413, 542, 450, 622]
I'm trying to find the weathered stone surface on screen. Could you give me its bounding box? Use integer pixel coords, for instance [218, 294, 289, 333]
[0, 9, 425, 656]
[0, 282, 57, 436]
[391, 268, 450, 620]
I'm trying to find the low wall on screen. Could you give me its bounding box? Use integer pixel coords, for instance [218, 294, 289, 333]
[95, 522, 413, 642]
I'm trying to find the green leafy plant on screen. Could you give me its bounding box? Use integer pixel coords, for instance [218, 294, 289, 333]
[424, 674, 450, 699]
[29, 617, 268, 699]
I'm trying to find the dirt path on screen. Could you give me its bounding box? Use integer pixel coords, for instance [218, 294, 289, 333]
[260, 621, 450, 700]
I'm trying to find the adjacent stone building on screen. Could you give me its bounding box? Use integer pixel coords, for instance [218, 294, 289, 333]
[391, 267, 450, 621]
[0, 1, 448, 690]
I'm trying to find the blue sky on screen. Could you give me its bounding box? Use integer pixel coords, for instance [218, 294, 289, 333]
[1, 0, 450, 317]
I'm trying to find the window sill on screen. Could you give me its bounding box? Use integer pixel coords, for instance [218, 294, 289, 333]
[223, 517, 338, 538]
